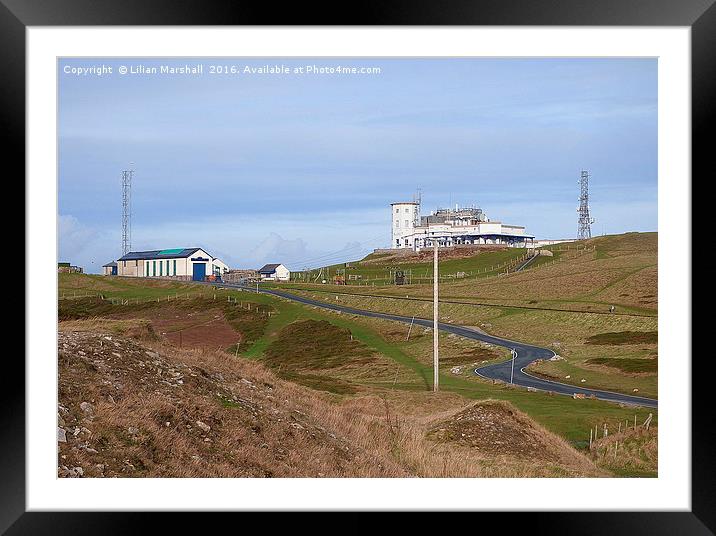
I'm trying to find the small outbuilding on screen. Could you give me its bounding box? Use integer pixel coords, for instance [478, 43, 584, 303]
[102, 261, 118, 275]
[257, 263, 290, 282]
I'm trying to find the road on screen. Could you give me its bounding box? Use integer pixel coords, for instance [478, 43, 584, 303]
[217, 283, 657, 408]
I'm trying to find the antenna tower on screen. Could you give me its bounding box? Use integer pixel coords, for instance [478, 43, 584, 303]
[577, 170, 595, 240]
[121, 165, 134, 255]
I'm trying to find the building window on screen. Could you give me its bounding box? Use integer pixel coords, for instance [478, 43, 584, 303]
[173, 259, 177, 276]
[405, 208, 409, 213]
[153, 261, 156, 276]
[405, 220, 409, 227]
[146, 261, 149, 276]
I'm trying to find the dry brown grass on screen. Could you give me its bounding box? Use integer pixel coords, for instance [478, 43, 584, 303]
[590, 426, 657, 476]
[58, 319, 604, 478]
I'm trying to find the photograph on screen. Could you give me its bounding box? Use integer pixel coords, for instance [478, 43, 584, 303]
[57, 56, 659, 479]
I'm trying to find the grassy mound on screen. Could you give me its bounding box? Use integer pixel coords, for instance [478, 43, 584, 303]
[263, 320, 374, 370]
[262, 319, 377, 394]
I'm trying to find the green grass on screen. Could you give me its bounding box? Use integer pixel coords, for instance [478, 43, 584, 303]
[291, 247, 528, 285]
[585, 331, 658, 345]
[223, 302, 273, 349]
[586, 357, 657, 373]
[59, 273, 207, 300]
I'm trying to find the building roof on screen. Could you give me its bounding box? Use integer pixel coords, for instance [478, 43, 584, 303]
[257, 263, 283, 274]
[117, 247, 204, 262]
[102, 261, 117, 267]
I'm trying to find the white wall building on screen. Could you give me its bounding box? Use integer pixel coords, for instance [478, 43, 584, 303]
[391, 200, 533, 250]
[257, 263, 290, 281]
[115, 247, 229, 280]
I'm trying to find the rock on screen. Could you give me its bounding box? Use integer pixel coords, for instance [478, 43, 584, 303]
[128, 426, 139, 435]
[580, 379, 586, 383]
[79, 402, 94, 415]
[565, 375, 571, 379]
[633, 388, 639, 393]
[58, 413, 65, 427]
[58, 427, 67, 443]
[195, 421, 211, 433]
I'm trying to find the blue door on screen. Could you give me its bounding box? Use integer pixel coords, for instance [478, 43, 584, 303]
[111, 266, 117, 275]
[192, 262, 206, 281]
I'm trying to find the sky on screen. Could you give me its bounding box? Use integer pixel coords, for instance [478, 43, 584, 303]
[58, 57, 657, 273]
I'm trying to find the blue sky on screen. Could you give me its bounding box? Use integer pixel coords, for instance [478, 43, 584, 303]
[58, 58, 657, 273]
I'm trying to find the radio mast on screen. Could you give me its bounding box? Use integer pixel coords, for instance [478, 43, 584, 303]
[121, 164, 134, 255]
[577, 170, 595, 240]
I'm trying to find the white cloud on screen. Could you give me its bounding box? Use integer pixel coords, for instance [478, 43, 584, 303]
[58, 214, 119, 273]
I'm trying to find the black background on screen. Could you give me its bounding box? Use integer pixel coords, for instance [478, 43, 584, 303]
[3, 0, 708, 533]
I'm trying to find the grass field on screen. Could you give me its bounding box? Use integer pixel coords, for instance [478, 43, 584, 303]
[58, 270, 658, 470]
[273, 232, 657, 317]
[292, 246, 529, 285]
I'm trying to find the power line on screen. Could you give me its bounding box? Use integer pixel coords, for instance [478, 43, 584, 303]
[286, 233, 388, 268]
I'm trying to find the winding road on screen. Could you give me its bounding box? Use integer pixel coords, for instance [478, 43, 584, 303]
[218, 283, 657, 408]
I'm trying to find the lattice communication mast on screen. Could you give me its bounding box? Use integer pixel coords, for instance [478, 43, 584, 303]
[577, 170, 595, 240]
[121, 166, 134, 255]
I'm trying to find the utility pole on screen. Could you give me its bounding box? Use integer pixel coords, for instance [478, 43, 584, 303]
[433, 240, 439, 392]
[510, 348, 516, 384]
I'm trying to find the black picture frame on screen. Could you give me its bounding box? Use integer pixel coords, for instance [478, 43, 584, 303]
[5, 0, 706, 532]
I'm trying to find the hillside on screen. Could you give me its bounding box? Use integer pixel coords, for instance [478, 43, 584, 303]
[57, 320, 605, 478]
[274, 232, 658, 399]
[57, 274, 657, 477]
[294, 245, 528, 285]
[403, 232, 657, 314]
[285, 233, 656, 313]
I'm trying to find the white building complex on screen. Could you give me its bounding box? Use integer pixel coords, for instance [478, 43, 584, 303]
[391, 200, 533, 250]
[112, 247, 229, 281]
